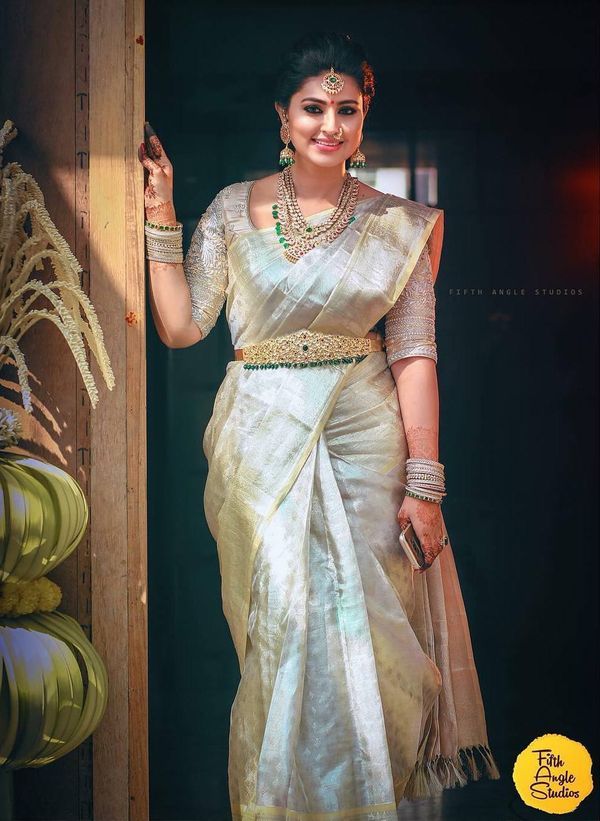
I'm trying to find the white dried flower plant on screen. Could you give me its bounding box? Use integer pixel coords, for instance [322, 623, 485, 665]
[0, 119, 115, 413]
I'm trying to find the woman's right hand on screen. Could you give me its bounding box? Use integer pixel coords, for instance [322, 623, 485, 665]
[138, 130, 177, 225]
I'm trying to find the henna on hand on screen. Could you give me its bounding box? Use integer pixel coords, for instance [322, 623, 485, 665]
[144, 175, 177, 224]
[412, 497, 441, 531]
[413, 500, 442, 566]
[397, 493, 446, 573]
[146, 194, 177, 225]
[138, 135, 176, 224]
[149, 134, 163, 160]
[405, 424, 439, 461]
[398, 513, 411, 532]
[402, 424, 443, 571]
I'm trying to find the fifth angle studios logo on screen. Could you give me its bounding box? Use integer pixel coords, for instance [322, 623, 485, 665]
[513, 733, 593, 814]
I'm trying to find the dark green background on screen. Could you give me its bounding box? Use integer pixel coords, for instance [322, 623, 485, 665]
[146, 2, 599, 819]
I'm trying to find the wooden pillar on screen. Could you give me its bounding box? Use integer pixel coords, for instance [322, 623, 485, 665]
[0, 1, 148, 819]
[89, 1, 148, 819]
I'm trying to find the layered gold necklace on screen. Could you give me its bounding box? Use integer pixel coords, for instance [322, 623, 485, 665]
[273, 166, 360, 263]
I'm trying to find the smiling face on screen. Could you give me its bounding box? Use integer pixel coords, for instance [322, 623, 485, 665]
[275, 73, 366, 169]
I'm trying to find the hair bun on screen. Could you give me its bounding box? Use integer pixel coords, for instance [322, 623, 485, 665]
[275, 32, 376, 111]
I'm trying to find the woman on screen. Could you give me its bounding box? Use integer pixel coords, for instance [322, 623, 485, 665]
[140, 31, 501, 820]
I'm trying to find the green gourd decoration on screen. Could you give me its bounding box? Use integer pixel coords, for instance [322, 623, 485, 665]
[0, 409, 109, 819]
[0, 448, 89, 583]
[0, 611, 109, 768]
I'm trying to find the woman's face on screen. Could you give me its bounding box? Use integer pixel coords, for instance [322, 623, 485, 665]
[276, 73, 366, 169]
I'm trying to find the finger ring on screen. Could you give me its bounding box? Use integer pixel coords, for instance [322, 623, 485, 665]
[438, 534, 449, 548]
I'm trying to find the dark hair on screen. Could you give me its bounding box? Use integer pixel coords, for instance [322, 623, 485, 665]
[274, 32, 376, 112]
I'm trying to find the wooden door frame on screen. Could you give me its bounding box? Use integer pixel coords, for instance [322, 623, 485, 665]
[89, 0, 148, 819]
[0, 0, 148, 818]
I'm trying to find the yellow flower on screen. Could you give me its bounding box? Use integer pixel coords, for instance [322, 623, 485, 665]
[0, 578, 62, 617]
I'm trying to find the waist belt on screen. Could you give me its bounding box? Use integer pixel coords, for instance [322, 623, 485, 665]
[234, 329, 385, 370]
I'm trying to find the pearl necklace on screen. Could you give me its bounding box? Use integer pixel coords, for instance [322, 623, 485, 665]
[272, 166, 360, 263]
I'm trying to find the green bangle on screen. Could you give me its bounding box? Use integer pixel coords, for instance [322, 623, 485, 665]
[405, 488, 443, 504]
[144, 219, 182, 231]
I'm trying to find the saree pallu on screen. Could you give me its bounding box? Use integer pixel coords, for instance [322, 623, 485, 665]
[201, 184, 501, 819]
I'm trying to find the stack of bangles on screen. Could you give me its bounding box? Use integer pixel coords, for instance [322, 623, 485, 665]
[144, 218, 184, 263]
[404, 457, 447, 504]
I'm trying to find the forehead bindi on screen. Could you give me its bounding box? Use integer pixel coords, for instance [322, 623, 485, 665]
[296, 75, 362, 106]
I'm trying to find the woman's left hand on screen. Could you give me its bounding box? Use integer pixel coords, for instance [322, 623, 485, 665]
[397, 494, 446, 574]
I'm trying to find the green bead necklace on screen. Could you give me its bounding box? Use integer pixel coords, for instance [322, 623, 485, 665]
[272, 167, 360, 262]
[271, 205, 357, 251]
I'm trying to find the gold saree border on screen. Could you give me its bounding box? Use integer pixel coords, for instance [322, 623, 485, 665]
[232, 799, 398, 820]
[382, 198, 445, 301]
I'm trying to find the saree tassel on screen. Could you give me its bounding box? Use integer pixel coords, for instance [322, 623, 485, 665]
[461, 746, 480, 781]
[475, 742, 503, 780]
[439, 755, 469, 788]
[402, 758, 445, 800]
[402, 744, 501, 801]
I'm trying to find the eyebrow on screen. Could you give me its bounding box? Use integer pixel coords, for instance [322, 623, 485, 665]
[301, 97, 360, 105]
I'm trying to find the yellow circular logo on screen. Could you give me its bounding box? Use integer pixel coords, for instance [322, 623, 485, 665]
[513, 733, 594, 814]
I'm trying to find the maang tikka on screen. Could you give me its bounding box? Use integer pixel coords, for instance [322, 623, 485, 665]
[279, 117, 295, 167]
[321, 66, 345, 95]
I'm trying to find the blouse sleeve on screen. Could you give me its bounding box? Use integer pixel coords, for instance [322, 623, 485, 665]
[384, 243, 438, 366]
[182, 189, 228, 338]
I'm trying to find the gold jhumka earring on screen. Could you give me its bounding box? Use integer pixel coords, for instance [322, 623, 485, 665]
[279, 118, 295, 167]
[349, 144, 367, 168]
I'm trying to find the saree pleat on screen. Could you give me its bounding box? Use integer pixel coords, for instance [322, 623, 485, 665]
[197, 183, 500, 818]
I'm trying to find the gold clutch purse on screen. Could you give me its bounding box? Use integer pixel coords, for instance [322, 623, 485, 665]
[399, 522, 427, 570]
